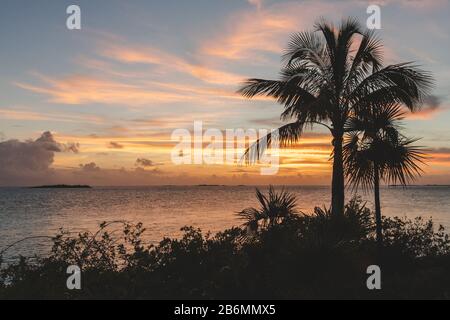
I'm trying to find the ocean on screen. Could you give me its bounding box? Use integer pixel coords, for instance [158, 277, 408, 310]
[0, 185, 449, 259]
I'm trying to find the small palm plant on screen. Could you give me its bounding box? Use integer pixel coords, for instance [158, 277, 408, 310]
[238, 186, 298, 238]
[343, 104, 425, 246]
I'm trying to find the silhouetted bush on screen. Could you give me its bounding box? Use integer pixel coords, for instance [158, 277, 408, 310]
[1, 196, 450, 300]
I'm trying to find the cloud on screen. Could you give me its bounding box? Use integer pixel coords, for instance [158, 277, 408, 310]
[108, 141, 124, 149]
[15, 74, 193, 106]
[64, 142, 80, 153]
[0, 131, 79, 185]
[0, 108, 49, 121]
[201, 1, 339, 61]
[135, 158, 163, 167]
[426, 148, 450, 167]
[15, 72, 249, 107]
[423, 95, 442, 108]
[249, 116, 283, 127]
[134, 167, 164, 175]
[100, 44, 243, 85]
[406, 95, 446, 120]
[79, 162, 101, 172]
[427, 147, 450, 154]
[135, 158, 155, 167]
[16, 22, 289, 108]
[0, 131, 59, 171]
[373, 0, 449, 10]
[0, 107, 107, 124]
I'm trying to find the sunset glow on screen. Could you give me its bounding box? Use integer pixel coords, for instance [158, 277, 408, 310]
[1, 0, 449, 186]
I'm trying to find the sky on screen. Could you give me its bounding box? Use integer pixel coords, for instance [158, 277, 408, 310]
[0, 0, 449, 186]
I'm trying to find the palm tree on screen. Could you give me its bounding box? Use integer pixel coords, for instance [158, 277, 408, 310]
[238, 17, 433, 216]
[343, 103, 425, 246]
[237, 186, 298, 237]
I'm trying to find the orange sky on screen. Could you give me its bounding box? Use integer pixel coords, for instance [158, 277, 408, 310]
[1, 0, 450, 186]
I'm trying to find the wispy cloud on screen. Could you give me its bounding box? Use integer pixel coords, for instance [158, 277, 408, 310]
[0, 107, 106, 124]
[100, 43, 244, 85]
[373, 0, 449, 10]
[108, 141, 124, 149]
[406, 95, 447, 120]
[7, 0, 450, 185]
[14, 71, 271, 108]
[15, 73, 200, 106]
[427, 147, 450, 167]
[201, 1, 340, 61]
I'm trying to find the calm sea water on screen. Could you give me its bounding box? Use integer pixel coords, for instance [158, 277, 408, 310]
[0, 186, 449, 259]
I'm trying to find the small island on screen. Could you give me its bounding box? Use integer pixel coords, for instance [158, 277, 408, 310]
[29, 184, 92, 189]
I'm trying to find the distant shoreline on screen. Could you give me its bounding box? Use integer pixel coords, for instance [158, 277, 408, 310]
[0, 184, 448, 189]
[388, 184, 450, 188]
[29, 184, 92, 189]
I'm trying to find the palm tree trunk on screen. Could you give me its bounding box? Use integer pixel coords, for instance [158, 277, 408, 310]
[331, 135, 345, 216]
[374, 163, 383, 248]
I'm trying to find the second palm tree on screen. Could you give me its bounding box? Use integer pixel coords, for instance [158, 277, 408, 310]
[344, 104, 425, 246]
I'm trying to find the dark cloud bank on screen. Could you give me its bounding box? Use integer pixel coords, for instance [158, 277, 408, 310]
[0, 131, 78, 186]
[0, 132, 171, 186]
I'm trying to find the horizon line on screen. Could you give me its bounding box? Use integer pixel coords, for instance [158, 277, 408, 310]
[1, 184, 450, 188]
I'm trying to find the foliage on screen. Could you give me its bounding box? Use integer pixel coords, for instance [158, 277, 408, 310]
[238, 17, 433, 215]
[1, 190, 450, 300]
[383, 216, 450, 257]
[237, 186, 298, 239]
[344, 103, 425, 190]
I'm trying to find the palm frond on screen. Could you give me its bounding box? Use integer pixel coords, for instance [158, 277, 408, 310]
[343, 133, 375, 191]
[346, 103, 405, 134]
[242, 121, 305, 165]
[344, 129, 425, 191]
[383, 138, 426, 186]
[238, 78, 286, 99]
[345, 29, 383, 95]
[314, 18, 337, 71]
[237, 187, 298, 236]
[283, 31, 327, 72]
[335, 17, 362, 86]
[350, 63, 434, 111]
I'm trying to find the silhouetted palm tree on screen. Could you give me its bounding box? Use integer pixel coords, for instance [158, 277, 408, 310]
[238, 17, 433, 215]
[343, 103, 425, 246]
[237, 186, 297, 237]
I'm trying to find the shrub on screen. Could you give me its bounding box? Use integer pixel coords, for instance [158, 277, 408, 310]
[1, 195, 450, 299]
